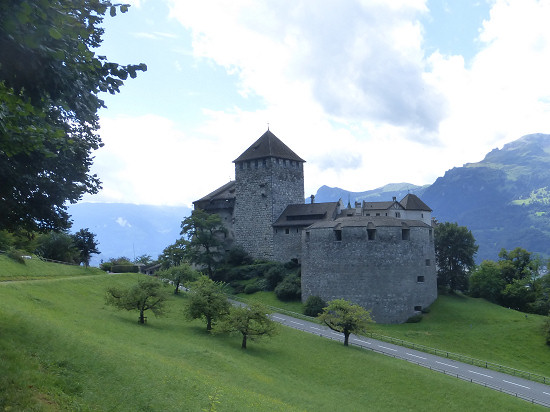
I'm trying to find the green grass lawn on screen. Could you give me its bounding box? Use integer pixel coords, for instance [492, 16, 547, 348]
[0, 254, 103, 281]
[1, 273, 544, 411]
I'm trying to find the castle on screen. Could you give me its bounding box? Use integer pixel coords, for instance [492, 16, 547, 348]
[194, 130, 437, 323]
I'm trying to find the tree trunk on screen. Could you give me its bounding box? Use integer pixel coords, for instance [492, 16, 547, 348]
[139, 309, 145, 324]
[344, 332, 350, 346]
[207, 317, 212, 331]
[241, 334, 247, 349]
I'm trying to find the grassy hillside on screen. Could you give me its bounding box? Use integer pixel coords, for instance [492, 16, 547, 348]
[0, 254, 103, 281]
[0, 273, 543, 411]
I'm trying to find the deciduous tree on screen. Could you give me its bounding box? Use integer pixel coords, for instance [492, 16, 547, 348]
[0, 1, 146, 233]
[180, 210, 227, 277]
[157, 264, 198, 295]
[221, 303, 278, 349]
[185, 275, 230, 331]
[435, 222, 478, 292]
[318, 299, 374, 346]
[106, 278, 169, 324]
[72, 228, 99, 267]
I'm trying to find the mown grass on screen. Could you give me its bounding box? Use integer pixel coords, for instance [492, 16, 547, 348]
[0, 254, 103, 281]
[0, 273, 543, 411]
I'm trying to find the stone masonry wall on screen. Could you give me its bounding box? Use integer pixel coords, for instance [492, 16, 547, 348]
[233, 158, 304, 261]
[273, 226, 302, 263]
[301, 224, 437, 323]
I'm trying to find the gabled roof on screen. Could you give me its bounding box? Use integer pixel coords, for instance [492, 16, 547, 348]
[400, 194, 432, 211]
[362, 201, 404, 210]
[308, 216, 432, 230]
[233, 130, 305, 163]
[193, 180, 236, 206]
[273, 202, 339, 227]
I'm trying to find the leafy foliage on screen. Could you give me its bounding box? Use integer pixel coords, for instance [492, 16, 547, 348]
[303, 295, 326, 317]
[72, 228, 99, 267]
[35, 231, 79, 263]
[157, 264, 198, 294]
[0, 0, 146, 233]
[220, 302, 278, 349]
[274, 273, 301, 301]
[180, 210, 227, 277]
[435, 222, 478, 292]
[157, 238, 188, 269]
[319, 299, 374, 346]
[105, 277, 169, 324]
[185, 275, 230, 331]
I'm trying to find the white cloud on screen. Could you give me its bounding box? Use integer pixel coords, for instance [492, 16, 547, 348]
[115, 217, 132, 228]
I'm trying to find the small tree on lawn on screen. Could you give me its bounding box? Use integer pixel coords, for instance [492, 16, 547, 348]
[185, 275, 231, 331]
[221, 303, 278, 349]
[318, 299, 374, 346]
[106, 278, 169, 324]
[157, 264, 198, 294]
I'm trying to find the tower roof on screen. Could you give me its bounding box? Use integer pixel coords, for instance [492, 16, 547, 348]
[400, 194, 432, 211]
[233, 130, 305, 163]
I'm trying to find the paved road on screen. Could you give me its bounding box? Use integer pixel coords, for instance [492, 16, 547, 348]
[270, 312, 550, 408]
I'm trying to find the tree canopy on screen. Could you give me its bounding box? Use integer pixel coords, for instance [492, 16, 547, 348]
[0, 0, 146, 233]
[185, 275, 230, 331]
[318, 299, 374, 346]
[435, 222, 478, 292]
[220, 303, 278, 349]
[180, 210, 227, 277]
[106, 278, 169, 324]
[72, 228, 99, 267]
[157, 263, 198, 295]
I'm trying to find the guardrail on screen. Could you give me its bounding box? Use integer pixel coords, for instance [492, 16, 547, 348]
[230, 294, 550, 387]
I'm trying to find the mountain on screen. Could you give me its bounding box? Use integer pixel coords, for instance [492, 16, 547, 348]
[67, 203, 191, 266]
[314, 133, 550, 262]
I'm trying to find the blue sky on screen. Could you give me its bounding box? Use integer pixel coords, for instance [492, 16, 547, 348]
[84, 0, 550, 206]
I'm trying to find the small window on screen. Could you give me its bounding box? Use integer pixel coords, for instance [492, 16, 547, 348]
[417, 276, 425, 283]
[334, 229, 342, 241]
[296, 228, 299, 233]
[425, 259, 431, 266]
[305, 231, 310, 242]
[429, 229, 433, 240]
[414, 305, 422, 311]
[285, 228, 290, 235]
[395, 212, 401, 218]
[402, 229, 410, 240]
[385, 213, 388, 216]
[376, 213, 380, 217]
[421, 213, 424, 218]
[367, 228, 376, 240]
[365, 213, 370, 216]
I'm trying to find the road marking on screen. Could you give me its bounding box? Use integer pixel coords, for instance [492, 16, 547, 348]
[378, 345, 397, 352]
[543, 392, 550, 396]
[468, 370, 493, 379]
[310, 326, 322, 331]
[503, 380, 530, 389]
[289, 320, 302, 325]
[331, 331, 341, 336]
[406, 353, 427, 360]
[436, 361, 458, 369]
[354, 339, 371, 345]
[272, 316, 284, 320]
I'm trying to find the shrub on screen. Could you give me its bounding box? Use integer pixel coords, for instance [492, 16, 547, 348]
[100, 261, 113, 272]
[7, 248, 25, 264]
[303, 295, 326, 317]
[225, 246, 253, 266]
[111, 264, 139, 273]
[265, 265, 286, 290]
[406, 314, 423, 323]
[244, 283, 261, 294]
[275, 274, 301, 301]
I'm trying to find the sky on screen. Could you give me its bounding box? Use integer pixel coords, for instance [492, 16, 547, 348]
[83, 0, 550, 207]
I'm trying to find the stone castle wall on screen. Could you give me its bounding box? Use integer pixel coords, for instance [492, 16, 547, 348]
[273, 226, 302, 263]
[233, 158, 304, 260]
[301, 224, 437, 323]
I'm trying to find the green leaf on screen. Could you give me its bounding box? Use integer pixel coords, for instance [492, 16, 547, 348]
[48, 28, 62, 40]
[110, 6, 116, 17]
[120, 5, 129, 13]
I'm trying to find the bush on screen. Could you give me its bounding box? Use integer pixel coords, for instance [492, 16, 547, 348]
[7, 248, 25, 264]
[406, 314, 423, 323]
[244, 283, 261, 294]
[100, 261, 113, 272]
[303, 295, 326, 317]
[265, 265, 286, 290]
[225, 246, 253, 266]
[111, 265, 139, 273]
[275, 274, 301, 301]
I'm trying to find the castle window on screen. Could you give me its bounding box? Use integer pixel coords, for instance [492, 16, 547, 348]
[417, 276, 425, 283]
[365, 213, 370, 216]
[239, 162, 243, 170]
[402, 228, 410, 240]
[254, 160, 258, 168]
[429, 229, 433, 241]
[376, 213, 380, 216]
[305, 231, 310, 241]
[395, 212, 401, 218]
[296, 228, 299, 233]
[414, 305, 422, 311]
[425, 259, 431, 266]
[385, 213, 388, 216]
[367, 228, 376, 240]
[421, 213, 424, 218]
[334, 229, 342, 241]
[285, 228, 290, 235]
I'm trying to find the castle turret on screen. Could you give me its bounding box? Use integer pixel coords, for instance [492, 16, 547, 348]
[233, 130, 305, 260]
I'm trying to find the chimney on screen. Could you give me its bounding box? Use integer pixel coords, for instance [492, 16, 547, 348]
[392, 196, 397, 202]
[310, 194, 315, 204]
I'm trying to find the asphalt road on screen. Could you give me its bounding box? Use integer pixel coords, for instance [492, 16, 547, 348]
[270, 312, 550, 408]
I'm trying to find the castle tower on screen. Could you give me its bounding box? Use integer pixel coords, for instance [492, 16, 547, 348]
[233, 130, 305, 260]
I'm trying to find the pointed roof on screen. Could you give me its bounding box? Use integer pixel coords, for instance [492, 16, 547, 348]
[233, 130, 305, 163]
[400, 194, 432, 211]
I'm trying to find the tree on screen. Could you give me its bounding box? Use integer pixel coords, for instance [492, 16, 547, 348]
[220, 303, 278, 349]
[0, 1, 146, 233]
[157, 264, 198, 294]
[435, 222, 478, 292]
[105, 278, 169, 324]
[72, 228, 99, 267]
[469, 260, 505, 303]
[35, 231, 79, 263]
[134, 254, 153, 265]
[185, 275, 231, 331]
[158, 238, 188, 269]
[318, 299, 374, 346]
[303, 295, 327, 317]
[180, 210, 227, 277]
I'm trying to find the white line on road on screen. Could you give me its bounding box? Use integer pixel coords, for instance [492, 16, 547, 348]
[331, 332, 341, 336]
[354, 339, 371, 345]
[289, 320, 302, 325]
[543, 392, 550, 396]
[310, 326, 322, 331]
[503, 380, 530, 389]
[436, 361, 458, 369]
[468, 370, 493, 379]
[406, 353, 427, 360]
[378, 345, 397, 352]
[272, 316, 284, 320]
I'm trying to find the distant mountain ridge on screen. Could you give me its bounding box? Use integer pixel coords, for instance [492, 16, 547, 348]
[315, 133, 550, 262]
